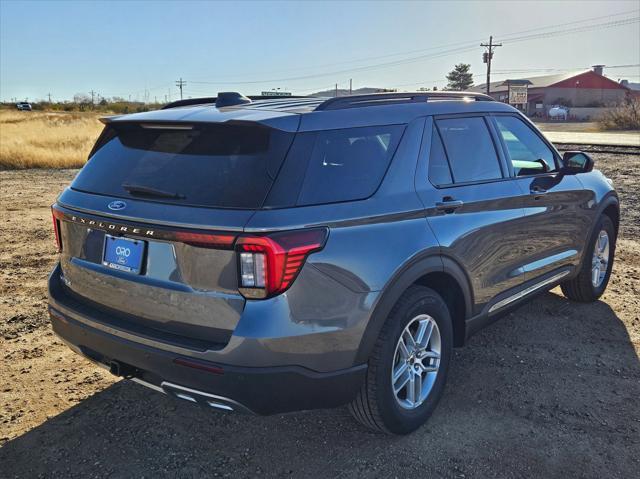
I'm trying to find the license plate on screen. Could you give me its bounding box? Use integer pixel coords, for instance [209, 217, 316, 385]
[102, 235, 145, 274]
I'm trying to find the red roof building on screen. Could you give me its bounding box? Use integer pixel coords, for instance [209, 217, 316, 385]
[472, 66, 632, 116]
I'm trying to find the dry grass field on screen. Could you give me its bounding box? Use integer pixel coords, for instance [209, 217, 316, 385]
[0, 110, 103, 169]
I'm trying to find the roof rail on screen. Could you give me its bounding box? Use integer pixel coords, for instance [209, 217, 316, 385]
[315, 91, 495, 111]
[162, 94, 311, 110]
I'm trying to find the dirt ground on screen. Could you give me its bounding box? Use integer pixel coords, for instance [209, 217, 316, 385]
[1, 155, 639, 478]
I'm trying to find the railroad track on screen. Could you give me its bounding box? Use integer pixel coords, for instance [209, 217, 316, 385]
[553, 143, 640, 155]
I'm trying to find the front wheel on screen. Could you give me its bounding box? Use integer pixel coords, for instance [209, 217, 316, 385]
[349, 286, 453, 434]
[561, 215, 616, 302]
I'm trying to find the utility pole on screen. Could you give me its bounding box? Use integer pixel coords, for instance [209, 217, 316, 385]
[90, 90, 95, 105]
[481, 36, 502, 96]
[175, 78, 186, 100]
[349, 79, 352, 95]
[47, 93, 52, 103]
[335, 83, 338, 97]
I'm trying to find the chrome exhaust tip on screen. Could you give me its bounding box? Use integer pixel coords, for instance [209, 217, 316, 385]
[160, 381, 250, 413]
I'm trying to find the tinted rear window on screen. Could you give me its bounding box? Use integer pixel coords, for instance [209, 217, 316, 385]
[72, 122, 294, 209]
[436, 117, 502, 183]
[266, 125, 404, 207]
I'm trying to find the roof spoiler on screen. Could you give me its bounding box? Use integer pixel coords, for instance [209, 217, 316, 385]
[99, 115, 124, 125]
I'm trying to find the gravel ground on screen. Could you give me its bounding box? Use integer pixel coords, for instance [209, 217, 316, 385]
[1, 154, 639, 478]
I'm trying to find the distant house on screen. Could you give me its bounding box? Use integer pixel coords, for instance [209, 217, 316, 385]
[620, 79, 640, 99]
[471, 65, 632, 115]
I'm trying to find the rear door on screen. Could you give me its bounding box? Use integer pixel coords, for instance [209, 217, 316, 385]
[489, 113, 592, 281]
[416, 115, 527, 313]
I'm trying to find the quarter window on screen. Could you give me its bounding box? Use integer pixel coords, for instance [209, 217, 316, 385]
[435, 117, 503, 184]
[495, 116, 557, 176]
[295, 125, 404, 205]
[428, 126, 453, 186]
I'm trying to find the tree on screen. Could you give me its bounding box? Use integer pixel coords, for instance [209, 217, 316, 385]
[73, 92, 92, 111]
[446, 64, 474, 91]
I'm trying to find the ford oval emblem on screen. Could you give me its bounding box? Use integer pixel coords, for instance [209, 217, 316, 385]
[108, 200, 127, 211]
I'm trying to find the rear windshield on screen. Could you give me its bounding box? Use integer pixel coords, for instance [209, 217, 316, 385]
[72, 122, 295, 209]
[74, 122, 404, 210]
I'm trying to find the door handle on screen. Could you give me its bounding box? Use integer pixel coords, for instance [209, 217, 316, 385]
[435, 197, 464, 213]
[530, 186, 547, 195]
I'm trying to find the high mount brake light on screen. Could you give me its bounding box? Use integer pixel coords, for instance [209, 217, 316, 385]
[236, 228, 328, 299]
[51, 206, 63, 252]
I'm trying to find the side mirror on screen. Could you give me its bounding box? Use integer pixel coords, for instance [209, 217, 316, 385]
[562, 151, 594, 174]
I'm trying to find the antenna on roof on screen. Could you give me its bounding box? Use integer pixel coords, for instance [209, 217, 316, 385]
[215, 92, 252, 108]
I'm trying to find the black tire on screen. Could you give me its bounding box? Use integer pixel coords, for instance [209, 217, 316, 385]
[349, 285, 453, 435]
[561, 215, 616, 302]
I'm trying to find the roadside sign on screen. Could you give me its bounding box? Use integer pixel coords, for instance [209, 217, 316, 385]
[509, 85, 528, 105]
[261, 91, 292, 97]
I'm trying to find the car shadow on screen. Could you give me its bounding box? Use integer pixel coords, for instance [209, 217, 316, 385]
[1, 291, 639, 478]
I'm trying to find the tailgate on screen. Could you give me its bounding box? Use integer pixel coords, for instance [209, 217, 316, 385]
[53, 195, 250, 347]
[51, 116, 299, 346]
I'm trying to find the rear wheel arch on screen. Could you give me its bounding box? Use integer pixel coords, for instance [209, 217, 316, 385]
[601, 200, 620, 237]
[413, 265, 469, 347]
[356, 254, 472, 364]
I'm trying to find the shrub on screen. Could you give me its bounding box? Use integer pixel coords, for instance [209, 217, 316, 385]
[600, 97, 640, 130]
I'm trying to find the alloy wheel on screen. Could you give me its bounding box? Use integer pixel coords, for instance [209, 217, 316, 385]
[391, 314, 441, 410]
[592, 229, 610, 288]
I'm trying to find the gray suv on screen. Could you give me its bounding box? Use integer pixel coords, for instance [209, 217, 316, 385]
[48, 92, 619, 434]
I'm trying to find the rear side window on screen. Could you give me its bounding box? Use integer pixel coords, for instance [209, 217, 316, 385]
[494, 115, 558, 176]
[286, 125, 404, 206]
[72, 123, 294, 209]
[436, 117, 502, 183]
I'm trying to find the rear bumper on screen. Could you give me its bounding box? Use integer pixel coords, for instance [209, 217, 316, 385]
[48, 265, 367, 415]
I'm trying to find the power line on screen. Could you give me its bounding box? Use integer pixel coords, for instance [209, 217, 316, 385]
[189, 9, 639, 82]
[498, 17, 639, 44]
[101, 12, 640, 101]
[496, 9, 638, 41]
[187, 15, 639, 86]
[386, 63, 640, 90]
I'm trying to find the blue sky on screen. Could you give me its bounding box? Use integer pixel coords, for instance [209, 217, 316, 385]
[1, 0, 639, 102]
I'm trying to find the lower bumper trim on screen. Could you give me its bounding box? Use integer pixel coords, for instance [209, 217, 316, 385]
[48, 301, 368, 415]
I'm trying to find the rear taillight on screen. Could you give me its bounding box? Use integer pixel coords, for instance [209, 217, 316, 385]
[51, 206, 62, 252]
[236, 228, 328, 299]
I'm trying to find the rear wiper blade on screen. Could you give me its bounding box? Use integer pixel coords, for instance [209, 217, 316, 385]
[122, 184, 185, 199]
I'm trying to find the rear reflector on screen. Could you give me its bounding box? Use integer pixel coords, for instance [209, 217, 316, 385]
[236, 228, 328, 299]
[173, 357, 224, 375]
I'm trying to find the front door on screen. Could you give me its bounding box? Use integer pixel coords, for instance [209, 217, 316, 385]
[489, 114, 592, 281]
